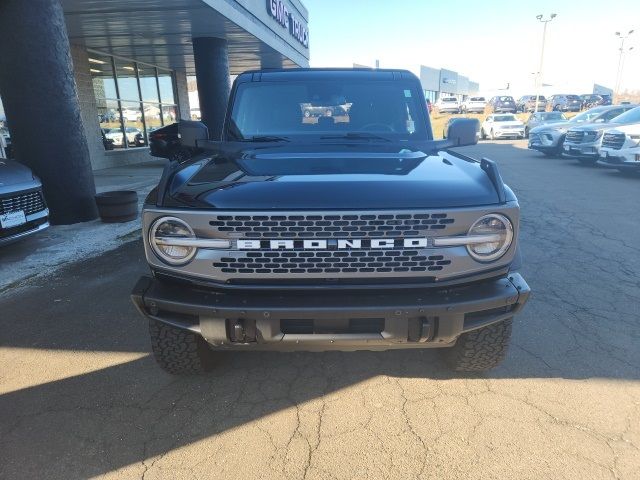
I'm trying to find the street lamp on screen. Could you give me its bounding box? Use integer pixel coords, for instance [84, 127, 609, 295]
[534, 13, 557, 113]
[615, 30, 635, 102]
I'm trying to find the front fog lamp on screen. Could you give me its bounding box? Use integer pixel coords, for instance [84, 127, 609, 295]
[149, 217, 197, 265]
[467, 214, 513, 262]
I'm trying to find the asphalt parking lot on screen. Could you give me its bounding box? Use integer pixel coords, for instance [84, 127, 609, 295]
[1, 140, 639, 480]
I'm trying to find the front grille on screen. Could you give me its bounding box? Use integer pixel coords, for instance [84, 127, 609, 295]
[213, 250, 452, 275]
[0, 190, 46, 216]
[602, 133, 625, 150]
[210, 213, 455, 239]
[565, 130, 584, 143]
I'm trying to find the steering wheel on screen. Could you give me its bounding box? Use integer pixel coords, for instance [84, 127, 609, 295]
[359, 123, 394, 132]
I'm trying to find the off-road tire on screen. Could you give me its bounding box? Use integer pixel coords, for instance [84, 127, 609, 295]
[149, 319, 216, 374]
[442, 318, 513, 372]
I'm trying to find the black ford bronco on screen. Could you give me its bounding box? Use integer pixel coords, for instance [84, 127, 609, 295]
[131, 68, 530, 374]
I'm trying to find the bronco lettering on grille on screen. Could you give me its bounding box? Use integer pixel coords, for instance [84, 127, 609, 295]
[237, 238, 429, 250]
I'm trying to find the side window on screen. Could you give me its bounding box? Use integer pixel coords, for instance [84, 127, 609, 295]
[602, 109, 622, 121]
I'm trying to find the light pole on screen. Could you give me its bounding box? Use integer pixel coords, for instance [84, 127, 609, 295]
[534, 13, 557, 113]
[615, 30, 634, 102]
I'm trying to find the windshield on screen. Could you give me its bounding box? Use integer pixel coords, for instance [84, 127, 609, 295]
[494, 115, 517, 122]
[610, 106, 640, 124]
[470, 97, 485, 102]
[229, 80, 429, 140]
[498, 96, 514, 102]
[442, 97, 457, 102]
[570, 107, 609, 123]
[540, 112, 565, 121]
[566, 95, 580, 100]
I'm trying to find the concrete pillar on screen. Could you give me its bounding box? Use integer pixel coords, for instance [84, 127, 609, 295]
[192, 37, 230, 140]
[0, 0, 98, 224]
[174, 70, 191, 121]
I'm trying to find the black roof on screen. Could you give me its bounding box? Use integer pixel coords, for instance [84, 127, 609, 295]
[236, 68, 419, 83]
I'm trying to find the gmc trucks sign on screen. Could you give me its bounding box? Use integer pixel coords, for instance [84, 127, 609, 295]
[267, 0, 309, 48]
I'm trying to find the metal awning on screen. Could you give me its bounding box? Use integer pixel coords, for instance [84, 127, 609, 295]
[62, 0, 309, 74]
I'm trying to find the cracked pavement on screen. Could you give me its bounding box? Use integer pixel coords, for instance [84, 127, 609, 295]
[0, 140, 639, 479]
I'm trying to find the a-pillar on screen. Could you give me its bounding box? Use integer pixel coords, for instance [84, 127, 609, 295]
[192, 37, 231, 140]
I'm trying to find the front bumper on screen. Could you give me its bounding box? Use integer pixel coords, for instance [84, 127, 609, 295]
[528, 131, 563, 152]
[131, 273, 530, 351]
[562, 141, 601, 159]
[494, 129, 524, 138]
[0, 183, 50, 246]
[598, 147, 640, 170]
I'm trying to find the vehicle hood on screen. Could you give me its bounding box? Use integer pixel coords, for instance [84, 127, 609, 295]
[568, 123, 610, 132]
[0, 159, 36, 186]
[605, 124, 640, 134]
[493, 121, 524, 128]
[530, 121, 577, 134]
[162, 144, 502, 209]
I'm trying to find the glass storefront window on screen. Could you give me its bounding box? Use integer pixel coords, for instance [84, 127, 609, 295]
[121, 101, 144, 147]
[101, 100, 125, 149]
[88, 51, 179, 151]
[162, 105, 178, 125]
[90, 54, 117, 101]
[144, 104, 163, 134]
[158, 69, 175, 104]
[115, 59, 139, 102]
[139, 67, 160, 103]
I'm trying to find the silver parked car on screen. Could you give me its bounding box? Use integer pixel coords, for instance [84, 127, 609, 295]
[562, 104, 638, 165]
[524, 111, 567, 138]
[528, 106, 628, 157]
[0, 159, 49, 245]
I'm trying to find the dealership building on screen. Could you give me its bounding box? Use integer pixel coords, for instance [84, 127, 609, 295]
[420, 65, 480, 102]
[0, 0, 309, 224]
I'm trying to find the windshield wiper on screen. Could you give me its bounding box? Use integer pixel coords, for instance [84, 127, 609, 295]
[320, 132, 392, 142]
[239, 135, 291, 143]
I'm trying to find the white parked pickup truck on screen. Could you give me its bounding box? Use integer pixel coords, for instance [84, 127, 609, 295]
[435, 96, 460, 114]
[461, 96, 487, 114]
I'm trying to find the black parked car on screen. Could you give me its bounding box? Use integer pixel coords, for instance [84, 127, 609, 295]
[548, 94, 582, 112]
[149, 123, 201, 162]
[487, 96, 517, 113]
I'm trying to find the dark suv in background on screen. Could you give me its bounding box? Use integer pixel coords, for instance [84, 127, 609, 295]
[580, 94, 611, 110]
[548, 94, 582, 112]
[517, 95, 547, 112]
[487, 96, 517, 113]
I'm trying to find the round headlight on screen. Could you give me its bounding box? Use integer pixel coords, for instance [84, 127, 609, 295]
[149, 217, 197, 265]
[467, 214, 513, 262]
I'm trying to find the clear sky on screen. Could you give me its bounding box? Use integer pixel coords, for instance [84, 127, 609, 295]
[303, 0, 639, 98]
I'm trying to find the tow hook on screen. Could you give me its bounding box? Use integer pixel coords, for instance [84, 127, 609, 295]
[228, 319, 257, 343]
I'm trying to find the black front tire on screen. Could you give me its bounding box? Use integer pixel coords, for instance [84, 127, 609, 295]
[149, 319, 216, 375]
[442, 319, 513, 372]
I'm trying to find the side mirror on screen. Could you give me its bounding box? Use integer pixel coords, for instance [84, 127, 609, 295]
[179, 120, 209, 148]
[444, 118, 480, 146]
